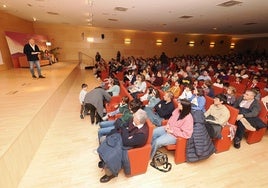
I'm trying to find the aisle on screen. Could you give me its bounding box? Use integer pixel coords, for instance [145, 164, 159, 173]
[18, 69, 102, 187]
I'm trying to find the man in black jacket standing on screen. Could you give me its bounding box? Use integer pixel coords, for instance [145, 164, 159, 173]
[23, 38, 45, 78]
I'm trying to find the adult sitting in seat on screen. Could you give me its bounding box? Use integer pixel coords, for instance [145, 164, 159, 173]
[144, 91, 175, 127]
[152, 71, 164, 87]
[97, 109, 149, 183]
[204, 94, 230, 139]
[233, 89, 267, 149]
[150, 99, 193, 158]
[197, 70, 211, 81]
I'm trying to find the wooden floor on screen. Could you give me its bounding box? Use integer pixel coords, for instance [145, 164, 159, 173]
[1, 64, 268, 188]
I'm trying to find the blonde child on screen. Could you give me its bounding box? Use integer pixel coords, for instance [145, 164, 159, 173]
[79, 83, 88, 119]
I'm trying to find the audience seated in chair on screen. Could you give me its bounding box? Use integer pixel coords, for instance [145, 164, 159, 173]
[97, 109, 149, 183]
[144, 91, 175, 127]
[150, 99, 193, 158]
[204, 94, 230, 139]
[233, 89, 267, 149]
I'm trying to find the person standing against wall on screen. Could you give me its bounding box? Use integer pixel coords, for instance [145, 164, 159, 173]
[95, 52, 101, 63]
[23, 38, 45, 78]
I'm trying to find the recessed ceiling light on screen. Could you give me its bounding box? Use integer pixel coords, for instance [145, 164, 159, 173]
[3, 4, 7, 8]
[217, 0, 242, 7]
[244, 22, 257, 25]
[180, 16, 193, 19]
[114, 7, 128, 11]
[47, 12, 59, 15]
[108, 18, 118, 21]
[33, 17, 37, 21]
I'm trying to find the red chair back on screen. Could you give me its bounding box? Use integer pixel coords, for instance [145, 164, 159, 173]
[205, 95, 214, 110]
[212, 85, 225, 95]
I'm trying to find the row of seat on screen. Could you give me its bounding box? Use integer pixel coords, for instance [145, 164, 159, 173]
[102, 71, 267, 176]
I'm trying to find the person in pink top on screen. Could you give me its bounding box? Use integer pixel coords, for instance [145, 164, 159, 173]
[150, 99, 194, 158]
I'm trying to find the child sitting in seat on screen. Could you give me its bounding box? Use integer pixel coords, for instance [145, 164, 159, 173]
[161, 79, 172, 92]
[102, 96, 129, 121]
[140, 86, 154, 102]
[225, 86, 236, 105]
[145, 89, 161, 109]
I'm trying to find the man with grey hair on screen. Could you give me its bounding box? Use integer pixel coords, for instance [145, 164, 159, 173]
[133, 108, 147, 125]
[97, 109, 149, 183]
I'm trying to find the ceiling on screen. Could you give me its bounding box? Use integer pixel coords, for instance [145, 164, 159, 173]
[1, 0, 268, 37]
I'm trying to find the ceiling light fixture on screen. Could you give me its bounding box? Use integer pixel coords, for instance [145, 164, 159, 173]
[87, 37, 94, 42]
[33, 17, 37, 21]
[114, 7, 128, 12]
[108, 18, 118, 22]
[210, 42, 215, 48]
[188, 41, 195, 47]
[230, 42, 235, 49]
[3, 4, 7, 8]
[217, 0, 242, 7]
[156, 39, 162, 46]
[124, 38, 131, 44]
[180, 15, 193, 19]
[47, 12, 59, 15]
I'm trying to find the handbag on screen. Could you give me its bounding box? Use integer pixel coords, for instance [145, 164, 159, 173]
[150, 150, 172, 172]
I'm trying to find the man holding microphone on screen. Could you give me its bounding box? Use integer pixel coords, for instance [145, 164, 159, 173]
[23, 38, 45, 78]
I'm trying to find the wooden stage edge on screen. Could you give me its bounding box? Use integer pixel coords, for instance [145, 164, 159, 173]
[0, 62, 80, 188]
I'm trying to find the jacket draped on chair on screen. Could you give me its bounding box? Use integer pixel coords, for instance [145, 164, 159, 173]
[186, 110, 215, 162]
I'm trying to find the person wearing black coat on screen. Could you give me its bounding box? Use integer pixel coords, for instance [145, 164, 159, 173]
[186, 110, 215, 162]
[23, 38, 45, 78]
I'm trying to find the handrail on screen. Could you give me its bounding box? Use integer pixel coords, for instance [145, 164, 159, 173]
[78, 52, 95, 68]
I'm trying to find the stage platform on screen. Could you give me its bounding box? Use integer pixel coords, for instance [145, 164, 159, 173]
[0, 62, 80, 187]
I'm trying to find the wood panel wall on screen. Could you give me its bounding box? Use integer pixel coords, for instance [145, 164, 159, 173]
[0, 10, 267, 71]
[0, 11, 34, 71]
[33, 22, 233, 61]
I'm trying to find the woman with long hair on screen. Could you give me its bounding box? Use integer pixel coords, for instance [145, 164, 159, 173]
[150, 99, 194, 158]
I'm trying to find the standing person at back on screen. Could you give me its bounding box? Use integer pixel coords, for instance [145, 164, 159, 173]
[116, 51, 121, 62]
[23, 38, 45, 78]
[95, 52, 101, 63]
[79, 83, 88, 119]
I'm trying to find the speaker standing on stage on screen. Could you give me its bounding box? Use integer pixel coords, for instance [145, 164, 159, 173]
[23, 38, 45, 78]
